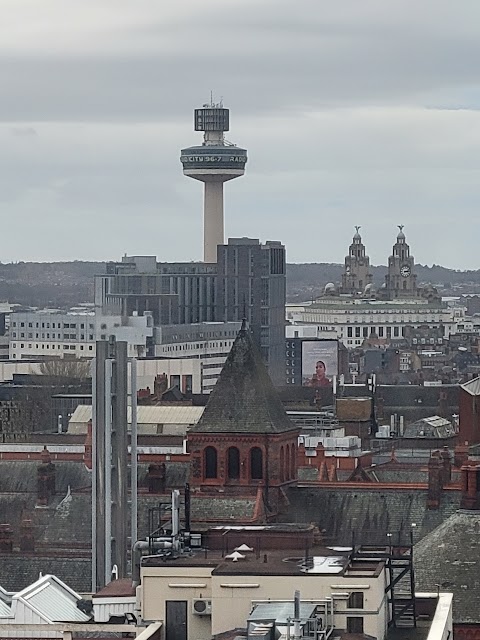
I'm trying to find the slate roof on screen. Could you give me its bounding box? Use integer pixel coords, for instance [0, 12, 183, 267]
[190, 324, 296, 434]
[285, 486, 461, 546]
[138, 461, 190, 488]
[0, 460, 91, 494]
[414, 510, 480, 624]
[0, 556, 91, 594]
[369, 468, 428, 483]
[190, 496, 257, 522]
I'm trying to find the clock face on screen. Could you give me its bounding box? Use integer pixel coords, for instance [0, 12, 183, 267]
[400, 264, 411, 277]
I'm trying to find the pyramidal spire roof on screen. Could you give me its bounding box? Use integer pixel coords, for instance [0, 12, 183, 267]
[190, 322, 296, 434]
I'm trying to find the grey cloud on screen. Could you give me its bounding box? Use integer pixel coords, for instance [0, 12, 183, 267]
[1, 0, 480, 267]
[10, 126, 37, 137]
[1, 1, 480, 122]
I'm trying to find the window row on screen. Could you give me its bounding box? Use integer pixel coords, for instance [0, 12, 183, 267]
[12, 343, 93, 351]
[12, 321, 93, 329]
[346, 326, 404, 338]
[12, 332, 94, 340]
[280, 444, 296, 482]
[204, 446, 264, 481]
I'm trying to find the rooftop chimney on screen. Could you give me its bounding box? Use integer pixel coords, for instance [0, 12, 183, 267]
[19, 519, 35, 553]
[37, 446, 55, 506]
[427, 451, 443, 510]
[148, 463, 166, 493]
[440, 446, 452, 484]
[0, 524, 13, 553]
[460, 462, 480, 510]
[454, 443, 469, 468]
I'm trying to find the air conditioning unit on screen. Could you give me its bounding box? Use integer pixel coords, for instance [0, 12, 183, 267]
[192, 599, 212, 616]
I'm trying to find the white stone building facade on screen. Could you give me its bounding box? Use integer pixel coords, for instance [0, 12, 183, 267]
[286, 300, 463, 348]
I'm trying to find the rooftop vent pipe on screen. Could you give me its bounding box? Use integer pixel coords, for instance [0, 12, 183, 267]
[132, 539, 173, 587]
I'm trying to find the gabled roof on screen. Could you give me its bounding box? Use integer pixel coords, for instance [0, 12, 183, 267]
[461, 376, 480, 396]
[190, 324, 296, 434]
[13, 574, 90, 623]
[0, 599, 12, 618]
[69, 404, 204, 430]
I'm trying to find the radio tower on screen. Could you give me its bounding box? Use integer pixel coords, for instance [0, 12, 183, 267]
[180, 100, 248, 263]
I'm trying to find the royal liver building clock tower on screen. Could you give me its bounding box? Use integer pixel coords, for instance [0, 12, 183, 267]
[341, 226, 373, 294]
[384, 225, 417, 298]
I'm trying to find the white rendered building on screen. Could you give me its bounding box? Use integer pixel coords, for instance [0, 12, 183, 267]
[8, 309, 239, 393]
[9, 310, 154, 360]
[9, 310, 96, 360]
[287, 299, 462, 348]
[154, 321, 241, 393]
[286, 227, 464, 349]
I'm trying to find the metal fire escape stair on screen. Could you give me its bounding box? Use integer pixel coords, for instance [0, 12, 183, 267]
[352, 539, 416, 629]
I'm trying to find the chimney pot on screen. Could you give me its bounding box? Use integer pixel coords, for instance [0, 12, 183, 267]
[19, 519, 35, 553]
[0, 524, 13, 553]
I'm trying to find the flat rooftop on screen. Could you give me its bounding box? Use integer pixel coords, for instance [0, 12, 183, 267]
[141, 545, 384, 578]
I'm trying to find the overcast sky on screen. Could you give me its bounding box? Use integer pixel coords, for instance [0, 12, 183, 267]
[2, 0, 480, 268]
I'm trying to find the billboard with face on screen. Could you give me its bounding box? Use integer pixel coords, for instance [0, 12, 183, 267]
[302, 340, 338, 387]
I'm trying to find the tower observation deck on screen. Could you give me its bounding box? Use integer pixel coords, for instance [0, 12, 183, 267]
[180, 102, 248, 263]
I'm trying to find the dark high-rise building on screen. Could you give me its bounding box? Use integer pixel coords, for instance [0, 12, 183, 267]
[216, 238, 286, 385]
[95, 238, 286, 385]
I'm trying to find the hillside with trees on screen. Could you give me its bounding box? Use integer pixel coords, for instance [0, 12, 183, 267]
[286, 263, 480, 302]
[0, 261, 480, 308]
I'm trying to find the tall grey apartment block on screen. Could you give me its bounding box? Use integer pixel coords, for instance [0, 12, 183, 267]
[95, 238, 286, 385]
[215, 238, 286, 386]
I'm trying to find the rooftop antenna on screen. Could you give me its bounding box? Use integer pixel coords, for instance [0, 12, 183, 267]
[210, 90, 214, 106]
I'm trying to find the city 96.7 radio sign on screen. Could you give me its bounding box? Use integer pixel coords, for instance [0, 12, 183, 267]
[181, 154, 247, 163]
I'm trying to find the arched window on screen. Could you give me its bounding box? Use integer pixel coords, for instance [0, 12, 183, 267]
[204, 446, 217, 479]
[286, 444, 290, 480]
[250, 447, 263, 480]
[280, 446, 285, 482]
[227, 447, 240, 480]
[290, 444, 296, 480]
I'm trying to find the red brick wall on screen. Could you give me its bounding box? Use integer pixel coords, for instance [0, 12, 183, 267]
[459, 389, 480, 445]
[188, 431, 300, 489]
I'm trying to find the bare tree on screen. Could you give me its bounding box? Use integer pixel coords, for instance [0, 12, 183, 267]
[9, 360, 93, 434]
[39, 359, 91, 382]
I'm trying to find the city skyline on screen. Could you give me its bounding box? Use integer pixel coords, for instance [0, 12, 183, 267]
[2, 1, 480, 268]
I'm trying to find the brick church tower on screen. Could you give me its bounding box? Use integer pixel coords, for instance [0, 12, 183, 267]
[187, 322, 300, 496]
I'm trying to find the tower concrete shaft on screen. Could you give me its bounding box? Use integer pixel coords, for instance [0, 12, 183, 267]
[204, 180, 224, 263]
[181, 102, 247, 263]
